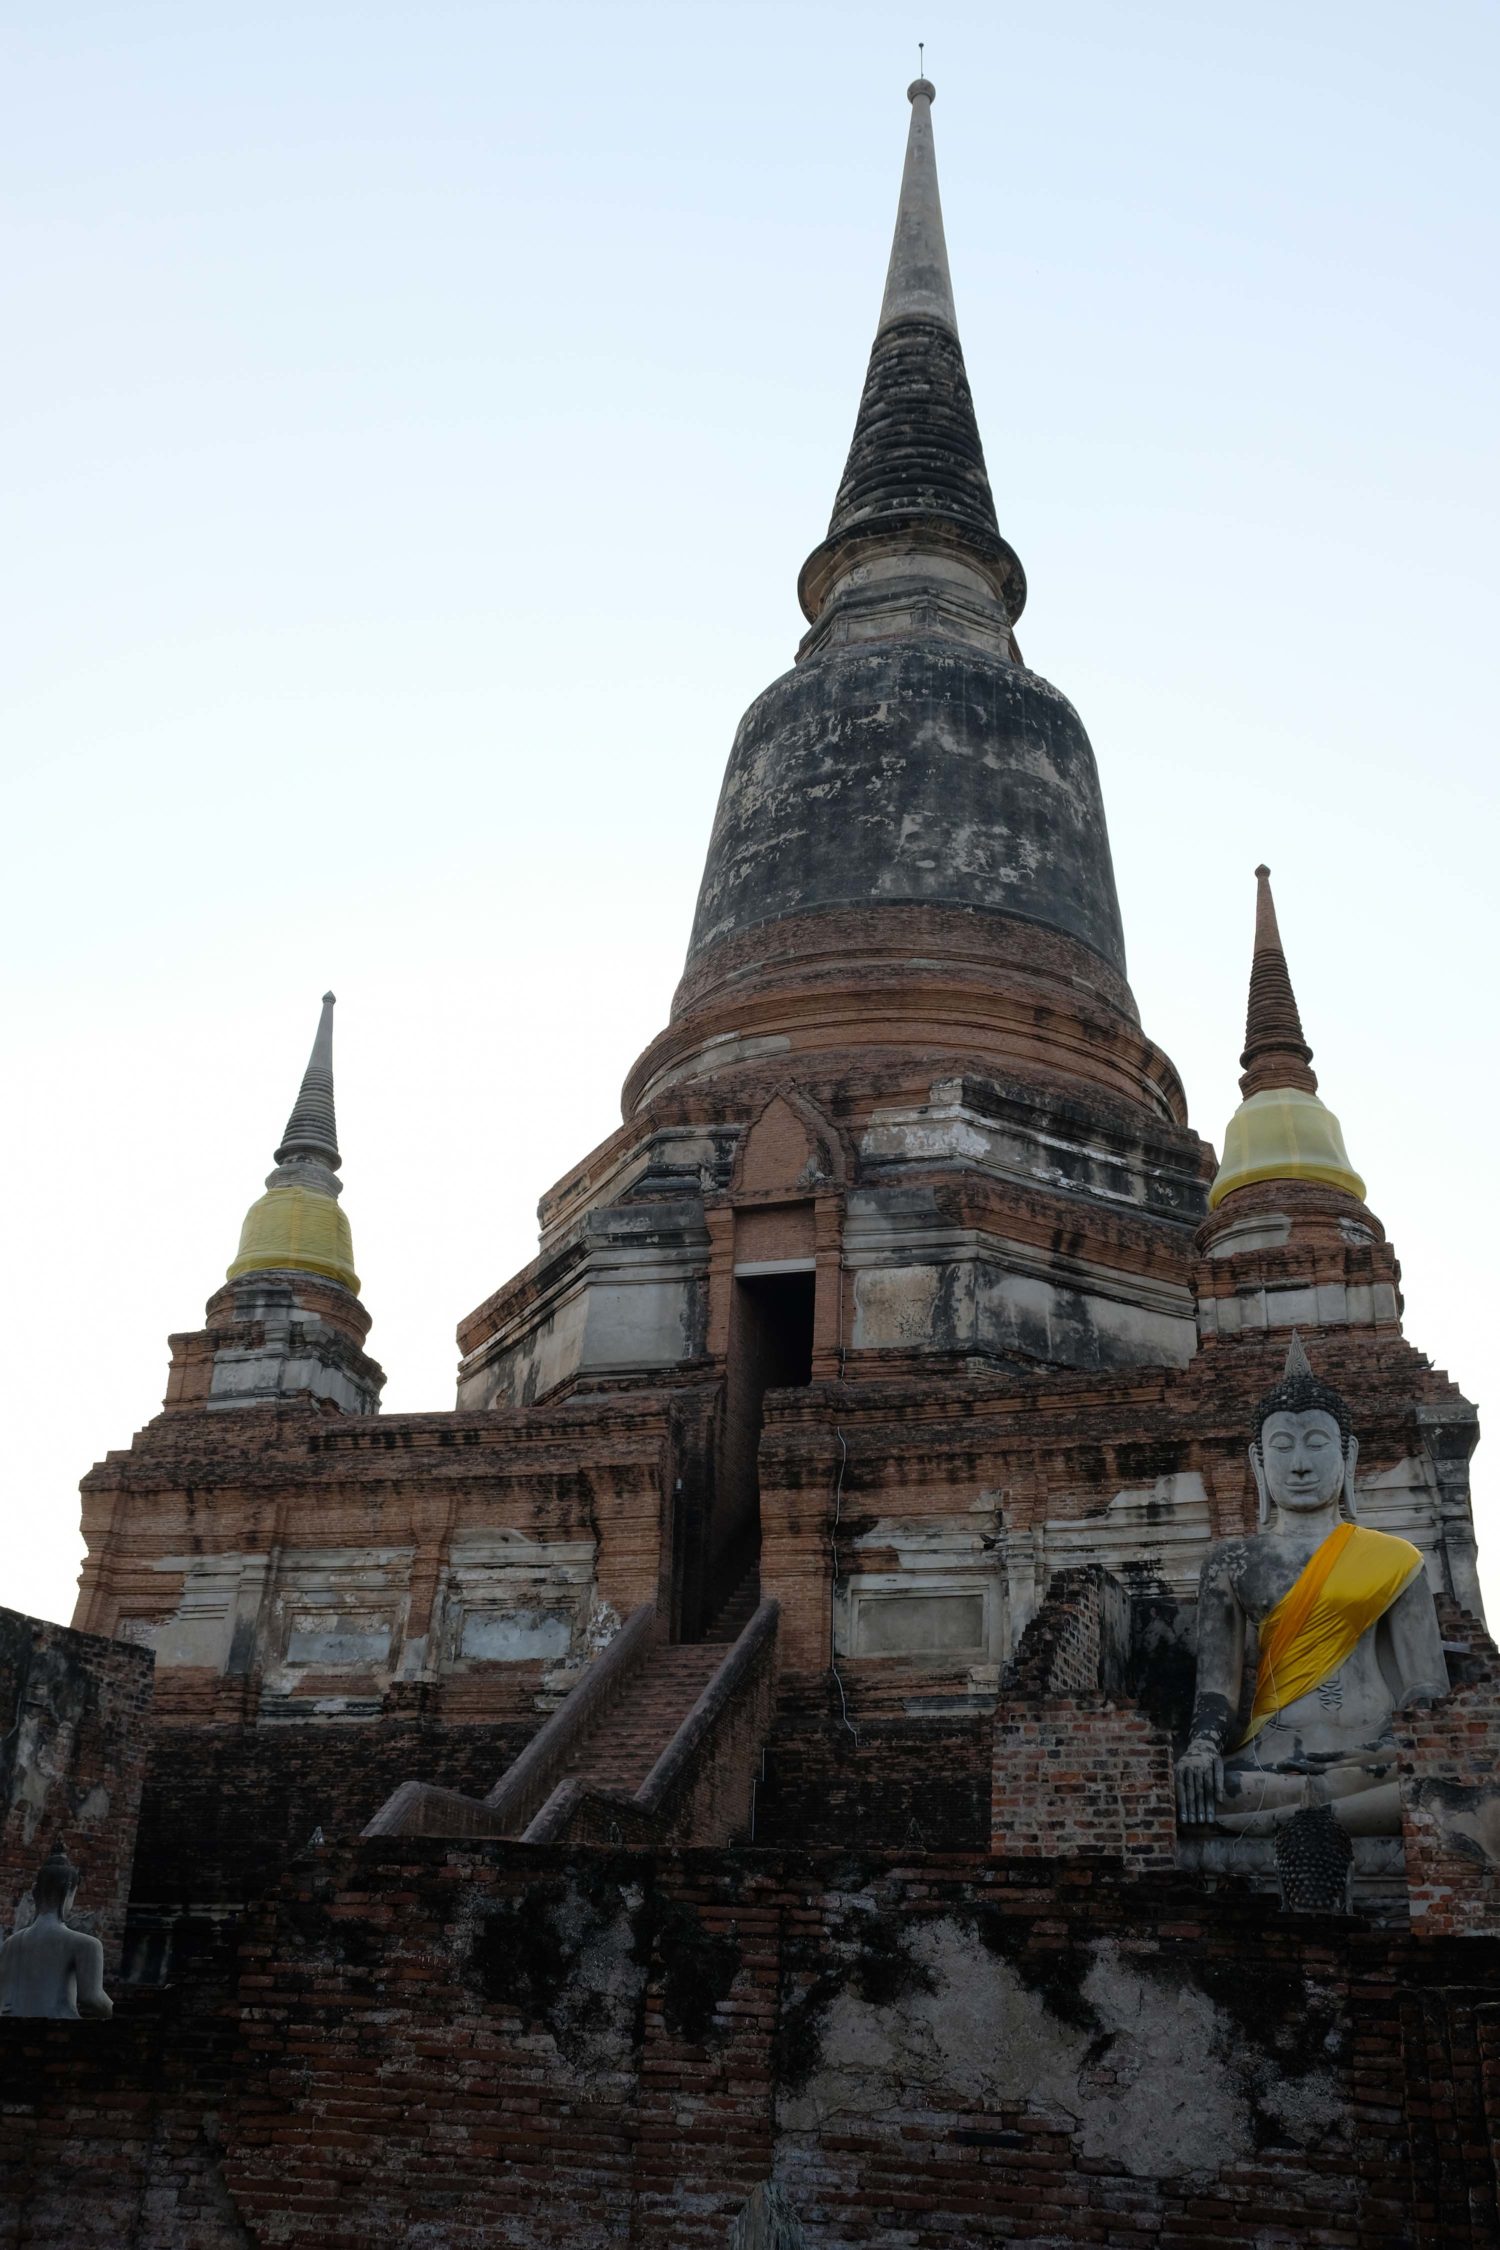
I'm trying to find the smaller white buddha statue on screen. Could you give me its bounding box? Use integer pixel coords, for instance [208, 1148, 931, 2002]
[0, 1845, 113, 2020]
[1177, 1335, 1448, 1836]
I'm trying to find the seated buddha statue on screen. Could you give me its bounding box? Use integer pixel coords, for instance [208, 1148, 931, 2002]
[1176, 1335, 1448, 1836]
[0, 1845, 112, 2020]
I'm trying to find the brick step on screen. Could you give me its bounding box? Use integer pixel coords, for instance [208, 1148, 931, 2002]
[700, 1567, 761, 1645]
[557, 1646, 724, 1794]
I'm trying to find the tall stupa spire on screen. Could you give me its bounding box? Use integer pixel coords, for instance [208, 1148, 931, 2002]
[1209, 868, 1365, 1209]
[798, 77, 1024, 639]
[471, 73, 1218, 1434]
[1238, 866, 1316, 1097]
[275, 990, 341, 1168]
[227, 993, 359, 1293]
[877, 79, 957, 334]
[676, 77, 1131, 1015]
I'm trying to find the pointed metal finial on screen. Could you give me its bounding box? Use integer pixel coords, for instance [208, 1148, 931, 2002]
[1252, 864, 1284, 954]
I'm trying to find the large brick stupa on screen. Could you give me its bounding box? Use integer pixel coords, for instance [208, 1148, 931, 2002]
[3, 79, 1496, 2250]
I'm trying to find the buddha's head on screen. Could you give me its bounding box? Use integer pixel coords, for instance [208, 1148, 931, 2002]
[32, 1843, 78, 1918]
[1250, 1334, 1358, 1526]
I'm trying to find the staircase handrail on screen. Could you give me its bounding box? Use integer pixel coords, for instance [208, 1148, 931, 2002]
[362, 1778, 509, 1840]
[634, 1598, 778, 1816]
[522, 1599, 778, 1845]
[481, 1599, 661, 1836]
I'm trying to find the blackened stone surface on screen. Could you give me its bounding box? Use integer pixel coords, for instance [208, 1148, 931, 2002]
[1276, 1805, 1355, 1913]
[825, 317, 1003, 559]
[752, 1688, 992, 1851]
[686, 637, 1128, 976]
[130, 1720, 536, 1907]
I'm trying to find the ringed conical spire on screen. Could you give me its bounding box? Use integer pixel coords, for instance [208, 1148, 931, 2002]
[1239, 867, 1316, 1097]
[275, 990, 341, 1168]
[227, 993, 360, 1293]
[1209, 869, 1365, 1209]
[798, 77, 1025, 632]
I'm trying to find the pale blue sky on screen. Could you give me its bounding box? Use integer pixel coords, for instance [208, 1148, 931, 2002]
[4, 0, 1497, 1623]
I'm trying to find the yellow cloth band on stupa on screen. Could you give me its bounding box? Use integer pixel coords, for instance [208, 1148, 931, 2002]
[1240, 1521, 1423, 1745]
[227, 1183, 360, 1295]
[1208, 1087, 1365, 1210]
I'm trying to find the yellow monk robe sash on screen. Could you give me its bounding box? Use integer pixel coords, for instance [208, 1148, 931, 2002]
[1241, 1521, 1425, 1745]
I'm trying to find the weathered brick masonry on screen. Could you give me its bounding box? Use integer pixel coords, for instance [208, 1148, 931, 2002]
[4, 1842, 1499, 2248]
[752, 1683, 992, 1852]
[0, 1606, 153, 1969]
[128, 1720, 534, 1907]
[990, 1567, 1180, 1871]
[1401, 1612, 1500, 1938]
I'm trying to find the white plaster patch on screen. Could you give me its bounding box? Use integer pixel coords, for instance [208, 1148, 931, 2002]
[976, 1264, 1196, 1371]
[857, 1087, 1200, 1219]
[836, 1511, 1006, 1662]
[848, 1589, 987, 1658]
[260, 1547, 414, 1703]
[580, 1276, 696, 1374]
[1198, 1277, 1401, 1341]
[851, 1262, 961, 1349]
[1038, 1473, 1213, 1602]
[459, 1230, 708, 1408]
[438, 1532, 596, 1673]
[128, 1554, 266, 1671]
[459, 1609, 573, 1663]
[1208, 1211, 1293, 1258]
[843, 1202, 1197, 1372]
[463, 1287, 590, 1410]
[285, 1619, 392, 1667]
[778, 1920, 1347, 2180]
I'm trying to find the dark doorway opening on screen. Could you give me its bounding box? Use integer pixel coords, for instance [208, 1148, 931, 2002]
[691, 1269, 815, 1639]
[735, 1271, 816, 1392]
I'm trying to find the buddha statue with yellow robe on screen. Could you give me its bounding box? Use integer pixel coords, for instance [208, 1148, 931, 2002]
[1176, 1336, 1448, 1836]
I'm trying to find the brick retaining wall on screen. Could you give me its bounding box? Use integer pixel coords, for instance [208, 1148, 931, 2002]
[4, 1841, 1499, 2246]
[128, 1717, 536, 1904]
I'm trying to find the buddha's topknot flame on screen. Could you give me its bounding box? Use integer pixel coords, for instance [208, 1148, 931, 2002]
[1251, 1332, 1352, 1456]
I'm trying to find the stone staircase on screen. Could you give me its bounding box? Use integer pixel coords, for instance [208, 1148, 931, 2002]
[364, 1596, 779, 1849]
[702, 1567, 761, 1645]
[550, 1643, 725, 1795]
